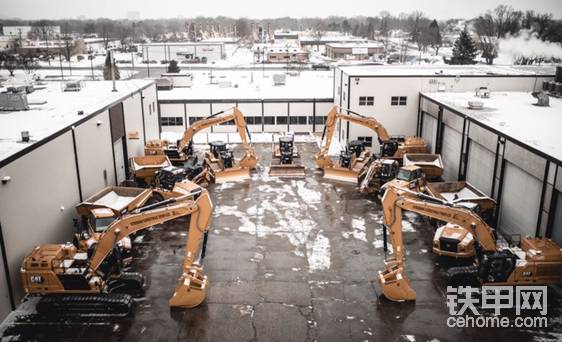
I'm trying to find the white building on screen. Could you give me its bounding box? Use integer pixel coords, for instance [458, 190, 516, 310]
[333, 64, 555, 151]
[420, 90, 562, 246]
[0, 80, 158, 320]
[139, 42, 225, 63]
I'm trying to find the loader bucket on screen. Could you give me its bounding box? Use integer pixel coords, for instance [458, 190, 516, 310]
[169, 264, 208, 309]
[268, 164, 306, 178]
[378, 266, 416, 302]
[323, 167, 359, 183]
[213, 167, 250, 183]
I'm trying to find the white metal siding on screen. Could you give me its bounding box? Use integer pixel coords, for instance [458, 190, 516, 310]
[142, 85, 159, 141]
[0, 245, 10, 320]
[498, 162, 541, 237]
[74, 111, 116, 198]
[0, 132, 80, 307]
[113, 139, 126, 184]
[466, 141, 495, 196]
[122, 95, 145, 158]
[441, 126, 462, 181]
[421, 114, 437, 154]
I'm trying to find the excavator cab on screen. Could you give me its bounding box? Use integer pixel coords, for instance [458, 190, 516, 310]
[278, 136, 295, 165]
[155, 165, 187, 191]
[380, 135, 403, 157]
[348, 140, 365, 158]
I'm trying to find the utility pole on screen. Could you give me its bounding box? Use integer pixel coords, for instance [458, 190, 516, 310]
[110, 50, 117, 92]
[146, 46, 150, 77]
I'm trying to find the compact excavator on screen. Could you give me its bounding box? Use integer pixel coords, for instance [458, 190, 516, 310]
[145, 107, 257, 183]
[315, 106, 426, 183]
[377, 183, 562, 302]
[20, 181, 213, 317]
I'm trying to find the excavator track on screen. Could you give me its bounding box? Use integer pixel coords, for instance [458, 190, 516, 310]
[36, 293, 133, 318]
[447, 265, 480, 286]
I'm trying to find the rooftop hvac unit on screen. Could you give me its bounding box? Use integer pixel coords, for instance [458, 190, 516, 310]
[7, 84, 34, 94]
[273, 73, 286, 86]
[467, 100, 484, 110]
[156, 78, 173, 90]
[0, 92, 29, 111]
[63, 81, 85, 92]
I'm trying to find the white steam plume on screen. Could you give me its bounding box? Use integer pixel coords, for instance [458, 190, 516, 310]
[499, 30, 562, 61]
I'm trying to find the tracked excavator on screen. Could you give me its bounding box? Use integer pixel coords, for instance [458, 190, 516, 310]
[315, 106, 426, 183]
[377, 184, 562, 302]
[269, 135, 306, 177]
[20, 181, 213, 317]
[146, 108, 257, 183]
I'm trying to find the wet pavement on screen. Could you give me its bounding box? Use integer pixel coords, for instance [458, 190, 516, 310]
[1, 142, 561, 342]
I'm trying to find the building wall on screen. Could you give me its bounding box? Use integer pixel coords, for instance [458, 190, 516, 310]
[122, 94, 146, 158]
[142, 84, 160, 141]
[420, 94, 561, 242]
[0, 131, 80, 317]
[141, 43, 224, 62]
[338, 72, 552, 152]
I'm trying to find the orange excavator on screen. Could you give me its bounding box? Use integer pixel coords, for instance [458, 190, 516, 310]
[20, 181, 213, 317]
[315, 106, 426, 183]
[378, 183, 562, 302]
[145, 107, 257, 183]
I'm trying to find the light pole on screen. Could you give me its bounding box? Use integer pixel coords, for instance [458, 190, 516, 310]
[88, 49, 94, 80]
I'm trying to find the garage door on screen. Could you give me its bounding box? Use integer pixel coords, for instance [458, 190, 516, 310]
[551, 191, 562, 245]
[441, 126, 462, 181]
[421, 114, 437, 153]
[498, 162, 541, 237]
[466, 141, 495, 196]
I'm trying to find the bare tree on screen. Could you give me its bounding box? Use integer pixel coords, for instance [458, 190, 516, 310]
[4, 55, 19, 77]
[474, 5, 523, 64]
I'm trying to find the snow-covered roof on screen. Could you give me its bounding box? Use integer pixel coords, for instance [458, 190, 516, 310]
[158, 70, 333, 102]
[0, 79, 153, 164]
[340, 64, 556, 77]
[422, 90, 561, 163]
[326, 42, 384, 49]
[140, 42, 224, 47]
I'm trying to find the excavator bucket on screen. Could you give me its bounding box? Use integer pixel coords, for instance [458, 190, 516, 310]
[269, 164, 306, 178]
[212, 167, 250, 183]
[378, 264, 416, 302]
[169, 264, 209, 308]
[323, 167, 359, 183]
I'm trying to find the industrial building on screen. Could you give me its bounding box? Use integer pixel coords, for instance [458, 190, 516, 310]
[325, 42, 385, 60]
[265, 46, 309, 64]
[0, 80, 158, 320]
[139, 42, 226, 63]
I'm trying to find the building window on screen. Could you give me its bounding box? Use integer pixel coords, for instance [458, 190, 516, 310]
[309, 116, 327, 125]
[276, 116, 288, 125]
[161, 117, 183, 126]
[188, 116, 205, 125]
[247, 116, 262, 125]
[290, 116, 308, 125]
[391, 96, 407, 106]
[263, 116, 275, 125]
[359, 96, 374, 106]
[357, 136, 373, 147]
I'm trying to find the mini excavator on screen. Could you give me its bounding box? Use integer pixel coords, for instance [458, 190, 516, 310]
[145, 107, 257, 183]
[20, 181, 213, 317]
[377, 183, 562, 302]
[315, 106, 426, 183]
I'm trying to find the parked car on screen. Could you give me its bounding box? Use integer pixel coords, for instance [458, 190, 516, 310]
[311, 63, 330, 70]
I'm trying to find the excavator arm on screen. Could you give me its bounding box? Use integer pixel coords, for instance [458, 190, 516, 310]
[88, 184, 214, 308]
[378, 184, 496, 301]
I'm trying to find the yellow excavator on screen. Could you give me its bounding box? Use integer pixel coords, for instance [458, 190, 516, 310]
[146, 107, 257, 183]
[269, 135, 306, 177]
[315, 106, 427, 183]
[378, 183, 562, 302]
[20, 181, 213, 317]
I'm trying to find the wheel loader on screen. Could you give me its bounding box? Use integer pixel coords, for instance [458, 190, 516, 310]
[269, 135, 306, 178]
[21, 181, 214, 317]
[315, 106, 427, 183]
[377, 183, 562, 302]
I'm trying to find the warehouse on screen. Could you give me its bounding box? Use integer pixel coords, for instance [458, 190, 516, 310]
[325, 42, 385, 60]
[0, 80, 158, 320]
[139, 42, 226, 63]
[334, 64, 555, 150]
[419, 89, 562, 244]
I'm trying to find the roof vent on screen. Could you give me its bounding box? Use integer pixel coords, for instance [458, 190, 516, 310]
[468, 101, 484, 110]
[63, 81, 84, 92]
[0, 92, 29, 111]
[475, 87, 490, 98]
[21, 131, 30, 142]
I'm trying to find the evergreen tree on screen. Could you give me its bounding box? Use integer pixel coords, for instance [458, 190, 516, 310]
[167, 60, 180, 73]
[103, 53, 120, 80]
[450, 28, 478, 65]
[428, 19, 442, 55]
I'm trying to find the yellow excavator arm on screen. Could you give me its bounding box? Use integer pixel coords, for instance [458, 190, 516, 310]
[378, 184, 496, 301]
[316, 106, 391, 169]
[88, 184, 214, 308]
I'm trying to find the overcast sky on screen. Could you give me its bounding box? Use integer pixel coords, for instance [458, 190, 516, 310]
[1, 0, 561, 20]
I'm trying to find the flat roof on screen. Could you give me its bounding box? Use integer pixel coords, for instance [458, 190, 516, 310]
[340, 64, 556, 77]
[326, 43, 383, 49]
[157, 70, 333, 102]
[422, 91, 561, 163]
[0, 80, 153, 165]
[139, 42, 224, 47]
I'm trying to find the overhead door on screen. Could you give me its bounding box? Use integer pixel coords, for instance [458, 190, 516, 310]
[498, 162, 541, 237]
[113, 138, 126, 185]
[421, 114, 437, 154]
[441, 126, 462, 181]
[551, 191, 562, 245]
[466, 141, 495, 196]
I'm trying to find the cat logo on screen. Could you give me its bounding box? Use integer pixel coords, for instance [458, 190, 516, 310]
[30, 275, 44, 284]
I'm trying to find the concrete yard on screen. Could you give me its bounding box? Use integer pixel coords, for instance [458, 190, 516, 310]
[1, 143, 561, 342]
